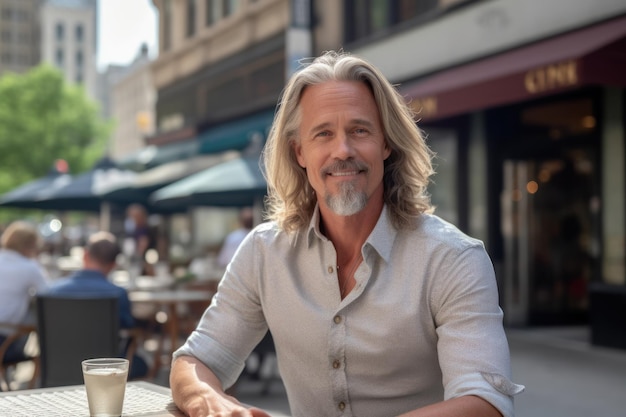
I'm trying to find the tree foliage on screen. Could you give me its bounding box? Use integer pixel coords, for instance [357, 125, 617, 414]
[0, 64, 111, 193]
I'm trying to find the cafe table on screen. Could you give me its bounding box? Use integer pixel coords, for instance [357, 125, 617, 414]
[129, 289, 215, 376]
[0, 381, 184, 416]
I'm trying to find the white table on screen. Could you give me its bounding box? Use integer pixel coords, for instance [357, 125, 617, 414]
[0, 381, 184, 416]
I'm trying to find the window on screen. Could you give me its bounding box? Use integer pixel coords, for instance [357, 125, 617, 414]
[163, 0, 172, 51]
[205, 0, 239, 25]
[223, 0, 239, 17]
[186, 0, 196, 37]
[55, 22, 64, 42]
[76, 50, 83, 68]
[345, 0, 438, 43]
[205, 0, 216, 25]
[56, 48, 64, 67]
[1, 8, 11, 20]
[75, 24, 83, 42]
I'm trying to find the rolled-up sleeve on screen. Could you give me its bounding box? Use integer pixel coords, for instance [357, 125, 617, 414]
[173, 231, 268, 389]
[433, 245, 524, 417]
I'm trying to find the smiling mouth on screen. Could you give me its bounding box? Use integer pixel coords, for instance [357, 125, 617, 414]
[328, 170, 361, 177]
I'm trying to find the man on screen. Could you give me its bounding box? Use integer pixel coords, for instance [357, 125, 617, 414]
[124, 204, 155, 276]
[0, 221, 48, 364]
[47, 231, 147, 378]
[170, 51, 523, 417]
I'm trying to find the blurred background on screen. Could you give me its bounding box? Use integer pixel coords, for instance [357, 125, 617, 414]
[0, 1, 625, 413]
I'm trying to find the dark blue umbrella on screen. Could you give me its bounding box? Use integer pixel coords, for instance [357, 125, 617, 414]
[0, 167, 72, 209]
[28, 157, 137, 212]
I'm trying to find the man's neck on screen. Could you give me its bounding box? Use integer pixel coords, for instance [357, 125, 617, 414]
[319, 199, 383, 260]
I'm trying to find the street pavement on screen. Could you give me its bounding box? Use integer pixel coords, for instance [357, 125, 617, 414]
[508, 326, 626, 417]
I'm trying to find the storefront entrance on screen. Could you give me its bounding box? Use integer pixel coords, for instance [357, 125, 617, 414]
[490, 94, 601, 325]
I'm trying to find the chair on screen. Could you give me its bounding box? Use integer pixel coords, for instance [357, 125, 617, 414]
[35, 295, 121, 387]
[177, 280, 218, 337]
[0, 322, 39, 391]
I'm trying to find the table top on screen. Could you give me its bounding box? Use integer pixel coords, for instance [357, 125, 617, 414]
[112, 272, 176, 291]
[0, 381, 184, 416]
[129, 289, 214, 304]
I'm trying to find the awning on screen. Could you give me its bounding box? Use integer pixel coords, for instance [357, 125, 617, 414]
[116, 110, 275, 171]
[401, 15, 626, 121]
[150, 157, 267, 209]
[198, 110, 275, 154]
[99, 151, 240, 204]
[117, 140, 200, 171]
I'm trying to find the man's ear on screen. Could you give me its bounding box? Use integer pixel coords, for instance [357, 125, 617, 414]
[292, 140, 306, 168]
[383, 140, 392, 161]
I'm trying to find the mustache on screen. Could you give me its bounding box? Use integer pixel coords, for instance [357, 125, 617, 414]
[321, 159, 368, 175]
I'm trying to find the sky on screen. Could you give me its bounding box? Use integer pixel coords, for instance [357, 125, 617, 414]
[97, 0, 158, 70]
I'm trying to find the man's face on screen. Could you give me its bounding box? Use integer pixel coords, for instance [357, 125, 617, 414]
[293, 80, 391, 216]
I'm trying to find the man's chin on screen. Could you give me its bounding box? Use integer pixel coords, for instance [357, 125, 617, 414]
[325, 194, 367, 216]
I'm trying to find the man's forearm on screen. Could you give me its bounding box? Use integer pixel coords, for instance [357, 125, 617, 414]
[397, 395, 503, 417]
[170, 356, 226, 414]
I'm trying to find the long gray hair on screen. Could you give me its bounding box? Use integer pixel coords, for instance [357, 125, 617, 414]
[263, 51, 434, 232]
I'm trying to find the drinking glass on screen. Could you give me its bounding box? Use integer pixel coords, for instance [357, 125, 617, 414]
[82, 358, 129, 417]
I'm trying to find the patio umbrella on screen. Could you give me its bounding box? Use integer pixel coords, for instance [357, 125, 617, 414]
[31, 156, 137, 212]
[150, 156, 267, 210]
[99, 151, 240, 206]
[0, 168, 71, 209]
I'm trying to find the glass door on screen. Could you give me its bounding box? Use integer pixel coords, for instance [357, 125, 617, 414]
[501, 147, 597, 325]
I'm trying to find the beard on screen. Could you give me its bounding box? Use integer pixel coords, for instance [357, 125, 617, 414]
[325, 180, 368, 216]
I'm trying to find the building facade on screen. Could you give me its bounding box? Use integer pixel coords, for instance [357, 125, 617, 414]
[0, 0, 42, 77]
[110, 44, 157, 159]
[341, 0, 626, 346]
[39, 0, 98, 100]
[147, 0, 626, 346]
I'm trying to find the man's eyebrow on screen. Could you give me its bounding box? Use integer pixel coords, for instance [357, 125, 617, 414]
[308, 119, 376, 135]
[350, 118, 376, 128]
[307, 122, 332, 135]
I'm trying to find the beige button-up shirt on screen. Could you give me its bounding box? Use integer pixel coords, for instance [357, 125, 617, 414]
[175, 207, 522, 417]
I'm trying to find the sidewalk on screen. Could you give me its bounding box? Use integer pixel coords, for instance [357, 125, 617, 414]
[508, 326, 626, 417]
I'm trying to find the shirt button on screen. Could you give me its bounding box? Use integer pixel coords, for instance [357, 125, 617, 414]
[332, 360, 341, 369]
[328, 265, 334, 273]
[338, 401, 346, 411]
[333, 315, 342, 324]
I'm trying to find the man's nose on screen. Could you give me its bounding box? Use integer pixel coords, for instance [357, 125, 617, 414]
[331, 132, 355, 159]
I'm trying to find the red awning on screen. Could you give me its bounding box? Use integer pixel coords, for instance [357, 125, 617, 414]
[401, 15, 626, 121]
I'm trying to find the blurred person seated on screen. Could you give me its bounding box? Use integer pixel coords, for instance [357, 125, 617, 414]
[0, 221, 49, 366]
[46, 231, 148, 379]
[217, 207, 254, 269]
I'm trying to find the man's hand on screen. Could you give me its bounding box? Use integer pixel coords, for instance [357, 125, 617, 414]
[183, 393, 272, 417]
[170, 356, 273, 417]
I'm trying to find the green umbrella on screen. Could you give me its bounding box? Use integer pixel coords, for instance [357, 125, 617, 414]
[150, 157, 267, 209]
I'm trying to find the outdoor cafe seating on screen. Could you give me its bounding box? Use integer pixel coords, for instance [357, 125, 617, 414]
[0, 322, 39, 392]
[34, 294, 142, 387]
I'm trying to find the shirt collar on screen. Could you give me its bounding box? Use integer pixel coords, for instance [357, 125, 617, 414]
[74, 269, 109, 280]
[302, 203, 396, 264]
